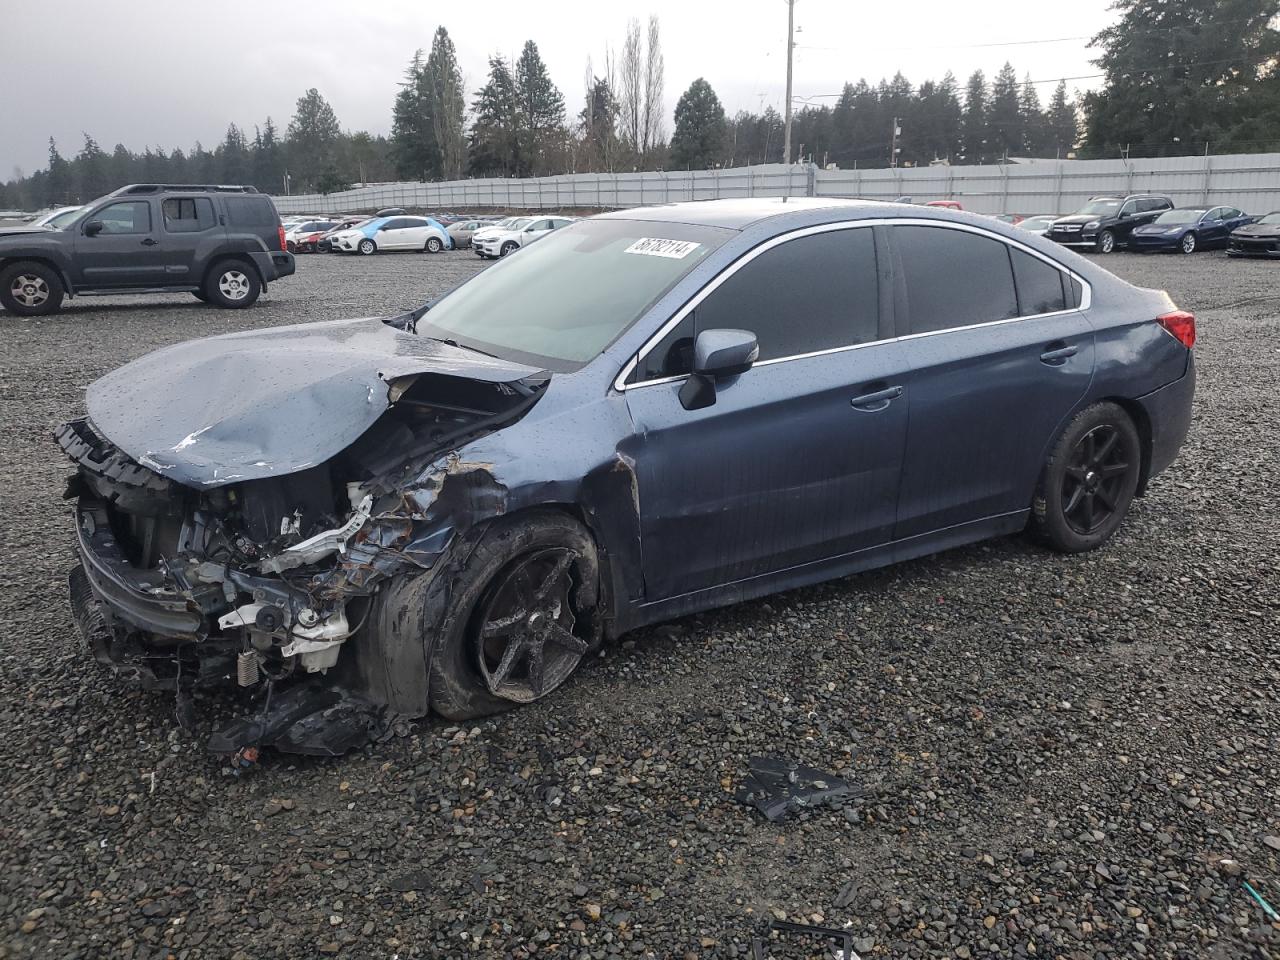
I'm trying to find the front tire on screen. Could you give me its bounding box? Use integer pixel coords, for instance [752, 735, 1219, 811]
[500, 241, 518, 257]
[204, 260, 261, 309]
[0, 261, 65, 316]
[1179, 232, 1197, 254]
[1095, 230, 1116, 254]
[1032, 402, 1141, 553]
[425, 512, 602, 721]
[424, 236, 443, 254]
[358, 238, 376, 256]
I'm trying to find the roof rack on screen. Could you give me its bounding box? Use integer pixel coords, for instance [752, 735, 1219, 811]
[114, 184, 260, 195]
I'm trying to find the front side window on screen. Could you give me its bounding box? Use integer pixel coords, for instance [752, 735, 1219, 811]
[895, 225, 1017, 334]
[418, 218, 731, 371]
[91, 201, 152, 235]
[636, 228, 880, 381]
[162, 197, 215, 233]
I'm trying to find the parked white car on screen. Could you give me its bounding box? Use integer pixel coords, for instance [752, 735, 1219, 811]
[473, 216, 576, 259]
[32, 206, 83, 229]
[331, 215, 454, 255]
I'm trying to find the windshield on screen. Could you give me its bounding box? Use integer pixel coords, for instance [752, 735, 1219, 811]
[1076, 200, 1121, 216]
[1155, 209, 1204, 224]
[1259, 212, 1280, 224]
[417, 218, 732, 370]
[1019, 216, 1055, 228]
[503, 217, 533, 231]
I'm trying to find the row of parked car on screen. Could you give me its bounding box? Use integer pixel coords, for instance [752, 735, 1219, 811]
[992, 195, 1280, 257]
[280, 210, 583, 259]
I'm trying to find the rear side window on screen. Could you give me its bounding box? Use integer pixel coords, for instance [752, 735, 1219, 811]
[224, 196, 277, 228]
[895, 226, 1018, 334]
[638, 227, 880, 378]
[1010, 248, 1067, 315]
[162, 197, 215, 233]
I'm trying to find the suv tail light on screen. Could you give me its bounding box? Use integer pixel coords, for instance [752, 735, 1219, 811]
[1156, 310, 1196, 349]
[277, 224, 287, 251]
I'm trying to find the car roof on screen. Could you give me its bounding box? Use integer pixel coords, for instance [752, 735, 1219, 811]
[595, 197, 906, 230]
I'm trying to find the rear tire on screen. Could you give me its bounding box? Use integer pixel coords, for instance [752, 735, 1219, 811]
[1032, 402, 1141, 553]
[425, 512, 602, 721]
[0, 261, 65, 316]
[203, 260, 261, 309]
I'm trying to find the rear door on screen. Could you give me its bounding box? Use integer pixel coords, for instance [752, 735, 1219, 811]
[73, 198, 166, 288]
[158, 196, 222, 284]
[890, 223, 1094, 539]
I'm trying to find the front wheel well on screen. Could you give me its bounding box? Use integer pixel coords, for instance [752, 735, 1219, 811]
[0, 255, 73, 296]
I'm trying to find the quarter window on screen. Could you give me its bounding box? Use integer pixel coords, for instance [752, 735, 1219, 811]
[1010, 248, 1067, 315]
[636, 227, 880, 379]
[162, 197, 215, 233]
[895, 225, 1018, 334]
[92, 201, 152, 235]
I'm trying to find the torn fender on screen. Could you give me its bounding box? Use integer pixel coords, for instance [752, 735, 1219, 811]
[85, 317, 542, 489]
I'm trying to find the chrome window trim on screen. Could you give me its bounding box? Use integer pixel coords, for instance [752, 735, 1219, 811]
[613, 217, 1092, 393]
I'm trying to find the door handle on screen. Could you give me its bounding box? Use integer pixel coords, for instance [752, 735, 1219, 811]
[141, 238, 159, 246]
[850, 384, 903, 411]
[1040, 343, 1078, 364]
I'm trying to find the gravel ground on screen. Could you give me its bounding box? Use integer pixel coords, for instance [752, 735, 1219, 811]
[1, 248, 1277, 960]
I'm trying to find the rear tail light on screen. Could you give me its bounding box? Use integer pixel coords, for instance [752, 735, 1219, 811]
[1156, 310, 1195, 349]
[278, 224, 287, 251]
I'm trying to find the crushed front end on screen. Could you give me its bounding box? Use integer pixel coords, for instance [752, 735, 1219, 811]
[56, 367, 544, 756]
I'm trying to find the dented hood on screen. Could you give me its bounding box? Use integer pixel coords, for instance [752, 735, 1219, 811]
[86, 316, 541, 488]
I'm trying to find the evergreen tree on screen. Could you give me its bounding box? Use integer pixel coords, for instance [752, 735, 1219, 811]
[286, 88, 341, 190]
[669, 78, 726, 169]
[75, 134, 109, 200]
[515, 40, 566, 176]
[579, 75, 621, 171]
[218, 123, 250, 184]
[1083, 0, 1280, 155]
[425, 27, 467, 179]
[962, 70, 988, 162]
[1019, 75, 1047, 155]
[109, 144, 134, 188]
[46, 139, 71, 205]
[1047, 81, 1078, 157]
[252, 118, 285, 193]
[988, 62, 1022, 159]
[390, 51, 437, 179]
[469, 55, 521, 176]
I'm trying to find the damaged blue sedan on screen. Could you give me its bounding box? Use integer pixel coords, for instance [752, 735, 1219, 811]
[59, 198, 1197, 754]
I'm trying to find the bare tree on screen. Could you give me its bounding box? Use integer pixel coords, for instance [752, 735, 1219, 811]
[642, 15, 666, 155]
[619, 18, 643, 157]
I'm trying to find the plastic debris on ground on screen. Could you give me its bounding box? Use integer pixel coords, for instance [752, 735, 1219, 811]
[735, 755, 860, 822]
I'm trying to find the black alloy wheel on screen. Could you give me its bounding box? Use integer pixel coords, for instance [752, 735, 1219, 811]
[1061, 424, 1131, 536]
[473, 547, 588, 702]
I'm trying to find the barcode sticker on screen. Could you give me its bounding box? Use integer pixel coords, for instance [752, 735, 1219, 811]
[623, 238, 701, 259]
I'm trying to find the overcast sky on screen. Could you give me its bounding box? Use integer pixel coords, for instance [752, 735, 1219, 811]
[1, 0, 1119, 176]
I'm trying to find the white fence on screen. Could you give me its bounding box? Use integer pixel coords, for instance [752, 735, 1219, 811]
[273, 153, 1280, 216]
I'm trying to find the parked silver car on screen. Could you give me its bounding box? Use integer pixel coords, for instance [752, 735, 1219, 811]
[446, 219, 498, 249]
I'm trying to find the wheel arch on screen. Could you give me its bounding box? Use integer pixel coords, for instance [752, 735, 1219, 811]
[204, 253, 264, 291]
[0, 255, 74, 298]
[1100, 395, 1154, 496]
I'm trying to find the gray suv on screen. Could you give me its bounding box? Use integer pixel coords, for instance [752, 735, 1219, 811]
[0, 184, 295, 316]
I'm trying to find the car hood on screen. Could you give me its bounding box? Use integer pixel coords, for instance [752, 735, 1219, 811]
[86, 316, 543, 488]
[1132, 223, 1187, 233]
[1052, 215, 1100, 226]
[1232, 223, 1280, 236]
[0, 225, 56, 238]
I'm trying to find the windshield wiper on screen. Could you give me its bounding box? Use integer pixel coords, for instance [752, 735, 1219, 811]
[431, 336, 499, 360]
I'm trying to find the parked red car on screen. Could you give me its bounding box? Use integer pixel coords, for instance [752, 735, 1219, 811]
[925, 200, 963, 210]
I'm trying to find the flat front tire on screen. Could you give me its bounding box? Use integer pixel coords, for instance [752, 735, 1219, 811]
[204, 260, 261, 309]
[0, 261, 65, 316]
[1032, 402, 1141, 553]
[424, 512, 603, 721]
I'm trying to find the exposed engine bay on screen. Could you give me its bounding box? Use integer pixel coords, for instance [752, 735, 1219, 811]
[58, 368, 546, 755]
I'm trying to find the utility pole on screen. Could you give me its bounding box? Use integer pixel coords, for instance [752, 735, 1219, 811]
[890, 117, 902, 168]
[783, 0, 795, 165]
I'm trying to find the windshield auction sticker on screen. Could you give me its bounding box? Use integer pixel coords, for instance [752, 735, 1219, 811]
[623, 238, 702, 259]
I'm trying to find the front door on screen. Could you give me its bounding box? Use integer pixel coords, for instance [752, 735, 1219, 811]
[73, 198, 166, 287]
[888, 224, 1095, 539]
[623, 225, 910, 600]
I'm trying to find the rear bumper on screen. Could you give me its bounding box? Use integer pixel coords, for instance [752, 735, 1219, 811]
[1136, 354, 1196, 487]
[250, 250, 295, 282]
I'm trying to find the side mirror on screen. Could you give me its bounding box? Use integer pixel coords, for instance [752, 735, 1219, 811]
[679, 329, 759, 411]
[84, 220, 104, 237]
